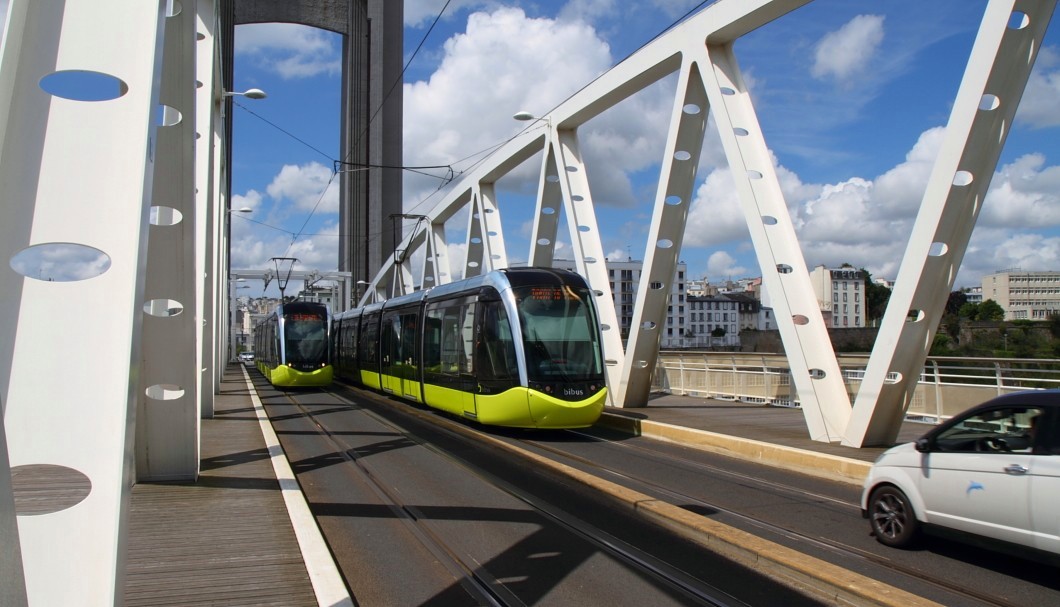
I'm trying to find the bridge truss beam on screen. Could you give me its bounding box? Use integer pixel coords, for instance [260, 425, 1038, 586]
[360, 0, 1055, 447]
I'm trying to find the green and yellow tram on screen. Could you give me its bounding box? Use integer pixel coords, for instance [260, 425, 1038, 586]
[332, 268, 606, 428]
[255, 301, 333, 387]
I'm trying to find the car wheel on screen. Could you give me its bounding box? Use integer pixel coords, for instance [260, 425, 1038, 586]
[869, 485, 920, 548]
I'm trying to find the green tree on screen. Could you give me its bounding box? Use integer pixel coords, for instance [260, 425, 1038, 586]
[946, 290, 968, 316]
[979, 299, 1005, 321]
[959, 301, 980, 320]
[860, 268, 891, 324]
[1049, 313, 1060, 338]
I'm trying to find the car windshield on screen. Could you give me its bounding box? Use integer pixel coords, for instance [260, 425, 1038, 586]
[514, 284, 603, 382]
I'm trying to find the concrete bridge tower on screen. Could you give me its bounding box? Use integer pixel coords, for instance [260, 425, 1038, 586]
[227, 0, 404, 286]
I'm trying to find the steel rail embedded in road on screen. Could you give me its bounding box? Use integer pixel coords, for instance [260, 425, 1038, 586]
[318, 385, 742, 606]
[276, 389, 510, 607]
[519, 432, 1025, 607]
[325, 382, 939, 607]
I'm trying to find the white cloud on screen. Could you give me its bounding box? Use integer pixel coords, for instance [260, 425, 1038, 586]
[706, 251, 748, 280]
[232, 189, 264, 213]
[230, 219, 339, 275]
[403, 8, 614, 202]
[1016, 46, 1060, 129]
[978, 153, 1060, 228]
[10, 243, 110, 282]
[811, 15, 885, 82]
[266, 162, 339, 214]
[235, 23, 340, 79]
[683, 117, 1060, 288]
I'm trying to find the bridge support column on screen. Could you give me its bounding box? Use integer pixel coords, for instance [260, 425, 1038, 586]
[136, 0, 202, 481]
[845, 0, 1058, 447]
[196, 0, 221, 418]
[0, 0, 166, 603]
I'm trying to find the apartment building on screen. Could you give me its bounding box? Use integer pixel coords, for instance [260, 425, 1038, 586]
[553, 258, 687, 347]
[808, 265, 865, 328]
[982, 270, 1060, 320]
[686, 295, 740, 348]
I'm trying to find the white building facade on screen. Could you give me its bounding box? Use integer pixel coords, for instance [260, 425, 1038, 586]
[554, 258, 687, 346]
[982, 270, 1060, 320]
[687, 295, 741, 348]
[809, 265, 865, 328]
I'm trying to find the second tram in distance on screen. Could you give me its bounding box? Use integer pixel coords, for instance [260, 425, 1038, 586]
[255, 301, 333, 387]
[332, 268, 607, 428]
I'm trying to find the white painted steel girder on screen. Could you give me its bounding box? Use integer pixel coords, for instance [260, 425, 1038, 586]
[463, 183, 508, 277]
[421, 220, 452, 290]
[551, 129, 624, 405]
[195, 0, 221, 418]
[137, 0, 201, 481]
[845, 0, 1058, 447]
[0, 407, 26, 606]
[529, 140, 563, 267]
[0, 1, 166, 604]
[357, 0, 1052, 448]
[621, 60, 709, 411]
[700, 43, 851, 442]
[363, 0, 818, 410]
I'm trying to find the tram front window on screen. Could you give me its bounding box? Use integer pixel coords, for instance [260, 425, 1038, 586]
[515, 284, 603, 383]
[285, 312, 328, 365]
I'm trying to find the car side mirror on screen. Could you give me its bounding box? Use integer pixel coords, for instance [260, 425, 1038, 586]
[915, 437, 932, 453]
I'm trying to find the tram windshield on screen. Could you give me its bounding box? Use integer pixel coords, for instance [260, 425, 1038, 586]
[514, 284, 604, 382]
[284, 310, 329, 364]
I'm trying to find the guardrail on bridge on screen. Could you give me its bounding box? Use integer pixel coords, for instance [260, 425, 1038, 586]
[651, 352, 1060, 423]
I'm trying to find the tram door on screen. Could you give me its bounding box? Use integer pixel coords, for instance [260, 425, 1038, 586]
[381, 309, 421, 400]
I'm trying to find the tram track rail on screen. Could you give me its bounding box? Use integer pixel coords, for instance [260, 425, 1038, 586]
[516, 432, 1029, 607]
[277, 384, 746, 606]
[310, 382, 952, 607]
[275, 389, 508, 607]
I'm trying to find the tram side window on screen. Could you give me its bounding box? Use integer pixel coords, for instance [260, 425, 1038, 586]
[400, 311, 418, 368]
[424, 310, 442, 371]
[359, 315, 379, 368]
[476, 300, 518, 389]
[425, 302, 475, 380]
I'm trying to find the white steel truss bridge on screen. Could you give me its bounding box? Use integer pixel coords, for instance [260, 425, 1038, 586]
[0, 0, 1054, 604]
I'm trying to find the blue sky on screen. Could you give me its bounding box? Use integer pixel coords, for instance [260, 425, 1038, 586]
[4, 1, 1057, 293]
[227, 0, 1060, 299]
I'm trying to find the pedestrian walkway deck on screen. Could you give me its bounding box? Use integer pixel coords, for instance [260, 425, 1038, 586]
[124, 365, 318, 606]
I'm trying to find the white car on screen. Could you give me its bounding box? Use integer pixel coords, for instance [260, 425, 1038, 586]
[861, 390, 1059, 557]
[239, 351, 255, 363]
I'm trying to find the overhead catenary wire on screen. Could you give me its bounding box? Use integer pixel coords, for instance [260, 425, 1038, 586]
[242, 1, 712, 267]
[234, 0, 457, 264]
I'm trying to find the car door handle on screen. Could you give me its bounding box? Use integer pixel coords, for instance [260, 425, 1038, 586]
[1004, 464, 1029, 475]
